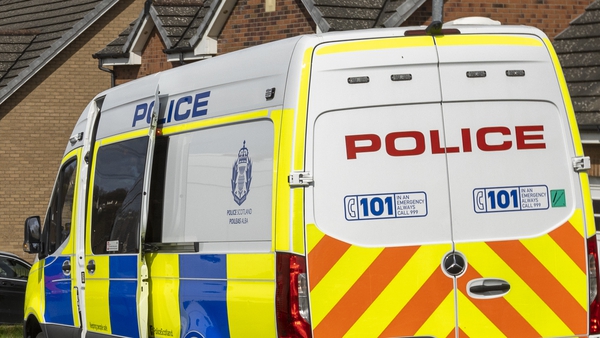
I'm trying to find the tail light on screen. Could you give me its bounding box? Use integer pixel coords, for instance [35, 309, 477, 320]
[276, 252, 312, 338]
[588, 235, 600, 334]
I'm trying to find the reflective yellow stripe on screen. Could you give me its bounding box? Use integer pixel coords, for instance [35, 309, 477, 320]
[435, 35, 543, 47]
[456, 291, 505, 338]
[160, 110, 270, 136]
[344, 244, 450, 337]
[147, 253, 180, 338]
[316, 36, 433, 55]
[311, 246, 384, 327]
[274, 109, 294, 252]
[521, 234, 587, 309]
[543, 39, 595, 239]
[227, 253, 276, 337]
[462, 242, 572, 336]
[98, 129, 147, 146]
[293, 47, 311, 172]
[61, 148, 79, 165]
[543, 38, 583, 156]
[292, 188, 304, 254]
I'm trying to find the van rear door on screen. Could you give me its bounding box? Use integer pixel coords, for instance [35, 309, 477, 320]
[436, 33, 589, 336]
[306, 35, 458, 337]
[305, 30, 590, 338]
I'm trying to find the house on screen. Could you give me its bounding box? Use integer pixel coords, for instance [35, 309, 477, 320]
[0, 0, 592, 260]
[93, 0, 590, 84]
[0, 0, 145, 259]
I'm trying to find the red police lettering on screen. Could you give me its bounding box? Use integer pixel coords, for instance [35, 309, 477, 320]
[516, 125, 546, 149]
[385, 131, 425, 156]
[345, 125, 545, 159]
[345, 134, 381, 159]
[476, 126, 512, 151]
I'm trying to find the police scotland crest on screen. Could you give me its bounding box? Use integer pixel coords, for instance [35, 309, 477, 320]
[231, 141, 252, 206]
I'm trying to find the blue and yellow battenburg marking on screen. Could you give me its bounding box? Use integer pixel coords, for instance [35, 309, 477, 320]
[145, 252, 276, 338]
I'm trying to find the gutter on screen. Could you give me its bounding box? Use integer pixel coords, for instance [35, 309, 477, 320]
[97, 59, 115, 88]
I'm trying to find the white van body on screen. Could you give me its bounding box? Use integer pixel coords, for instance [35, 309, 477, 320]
[23, 22, 600, 338]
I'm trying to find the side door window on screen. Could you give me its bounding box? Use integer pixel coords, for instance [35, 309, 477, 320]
[43, 159, 77, 256]
[90, 137, 147, 254]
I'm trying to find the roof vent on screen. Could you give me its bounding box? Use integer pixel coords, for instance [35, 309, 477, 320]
[446, 17, 501, 25]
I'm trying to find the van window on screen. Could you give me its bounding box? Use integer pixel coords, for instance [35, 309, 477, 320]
[43, 158, 77, 255]
[148, 120, 273, 252]
[90, 137, 148, 254]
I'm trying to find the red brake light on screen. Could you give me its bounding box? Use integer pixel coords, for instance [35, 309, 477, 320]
[276, 253, 312, 338]
[588, 235, 600, 334]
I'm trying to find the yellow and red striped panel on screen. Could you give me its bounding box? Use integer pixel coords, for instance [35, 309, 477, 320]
[456, 214, 587, 337]
[306, 223, 454, 338]
[306, 211, 588, 338]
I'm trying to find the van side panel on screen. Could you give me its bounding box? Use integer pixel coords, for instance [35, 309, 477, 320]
[146, 253, 276, 338]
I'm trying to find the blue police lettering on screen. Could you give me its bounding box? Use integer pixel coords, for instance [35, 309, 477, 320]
[132, 90, 210, 127]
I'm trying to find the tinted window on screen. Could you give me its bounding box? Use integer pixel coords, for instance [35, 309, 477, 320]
[91, 137, 148, 254]
[43, 159, 77, 256]
[0, 257, 29, 279]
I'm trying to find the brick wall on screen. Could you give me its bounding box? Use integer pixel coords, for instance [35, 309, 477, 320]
[405, 0, 593, 40]
[115, 0, 591, 83]
[217, 0, 315, 54]
[0, 0, 144, 261]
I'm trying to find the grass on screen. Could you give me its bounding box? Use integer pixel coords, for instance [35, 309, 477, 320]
[0, 325, 22, 338]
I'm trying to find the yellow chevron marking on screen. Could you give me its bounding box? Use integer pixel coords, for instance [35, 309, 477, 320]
[306, 223, 325, 254]
[521, 234, 587, 309]
[568, 209, 586, 239]
[344, 244, 451, 337]
[310, 245, 384, 327]
[459, 242, 573, 337]
[456, 291, 505, 338]
[415, 289, 456, 338]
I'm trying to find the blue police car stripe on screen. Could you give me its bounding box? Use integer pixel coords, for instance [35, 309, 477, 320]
[44, 256, 74, 326]
[109, 255, 139, 338]
[180, 254, 231, 338]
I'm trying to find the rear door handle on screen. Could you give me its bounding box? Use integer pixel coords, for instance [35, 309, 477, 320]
[468, 278, 510, 298]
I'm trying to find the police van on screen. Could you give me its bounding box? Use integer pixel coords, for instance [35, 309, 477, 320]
[22, 18, 600, 338]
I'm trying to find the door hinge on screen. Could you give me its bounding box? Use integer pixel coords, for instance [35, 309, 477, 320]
[573, 156, 591, 172]
[289, 172, 313, 187]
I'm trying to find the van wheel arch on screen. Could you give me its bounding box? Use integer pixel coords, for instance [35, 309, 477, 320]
[24, 314, 43, 338]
